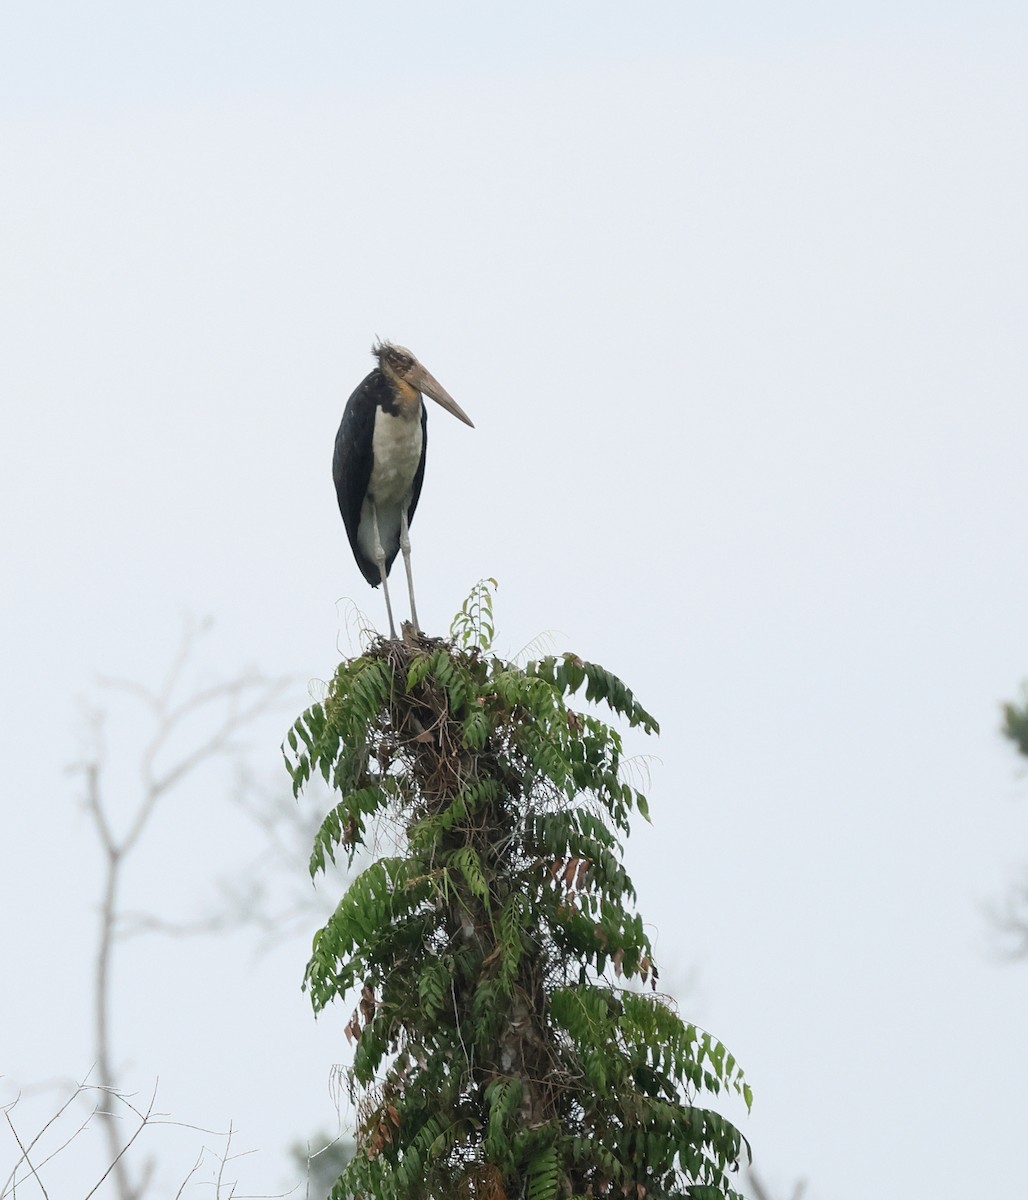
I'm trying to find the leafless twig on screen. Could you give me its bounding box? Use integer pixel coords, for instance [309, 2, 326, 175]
[990, 882, 1028, 959]
[1, 1080, 94, 1197]
[68, 618, 293, 1199]
[2, 1078, 292, 1200]
[82, 1083, 160, 1200]
[748, 1167, 808, 1200]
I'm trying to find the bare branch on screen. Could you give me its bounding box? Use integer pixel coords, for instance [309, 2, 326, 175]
[748, 1167, 809, 1200]
[129, 674, 292, 857]
[173, 1148, 206, 1200]
[3, 1107, 49, 1199]
[74, 621, 297, 1200]
[3, 1103, 99, 1192]
[2, 1080, 297, 1200]
[141, 674, 286, 773]
[990, 882, 1028, 959]
[214, 1121, 234, 1199]
[1, 1080, 95, 1198]
[93, 676, 161, 712]
[155, 614, 214, 713]
[82, 1082, 158, 1200]
[69, 708, 117, 859]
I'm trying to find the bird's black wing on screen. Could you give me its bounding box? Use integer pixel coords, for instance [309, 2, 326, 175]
[406, 402, 429, 527]
[333, 370, 382, 586]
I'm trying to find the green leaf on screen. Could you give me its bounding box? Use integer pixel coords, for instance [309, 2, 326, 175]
[288, 624, 748, 1200]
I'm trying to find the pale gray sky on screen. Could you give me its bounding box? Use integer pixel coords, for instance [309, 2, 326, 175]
[2, 4, 1028, 1197]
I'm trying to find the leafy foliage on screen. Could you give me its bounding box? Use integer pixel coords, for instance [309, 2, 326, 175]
[1003, 688, 1028, 759]
[998, 685, 1028, 956]
[451, 577, 499, 651]
[285, 593, 750, 1200]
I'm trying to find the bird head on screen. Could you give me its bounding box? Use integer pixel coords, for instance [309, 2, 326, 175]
[372, 341, 474, 427]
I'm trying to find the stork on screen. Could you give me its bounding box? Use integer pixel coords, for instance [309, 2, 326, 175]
[333, 341, 474, 638]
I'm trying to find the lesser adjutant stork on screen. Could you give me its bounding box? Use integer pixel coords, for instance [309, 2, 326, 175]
[333, 341, 474, 637]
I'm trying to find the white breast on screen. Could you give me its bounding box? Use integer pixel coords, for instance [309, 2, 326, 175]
[357, 406, 424, 567]
[369, 406, 423, 506]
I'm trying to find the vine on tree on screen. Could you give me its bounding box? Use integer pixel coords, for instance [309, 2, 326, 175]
[285, 585, 751, 1200]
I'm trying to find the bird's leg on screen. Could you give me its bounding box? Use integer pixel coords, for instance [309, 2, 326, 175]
[399, 501, 421, 633]
[369, 499, 397, 639]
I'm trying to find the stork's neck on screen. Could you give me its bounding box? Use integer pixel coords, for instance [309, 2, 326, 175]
[382, 373, 423, 419]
